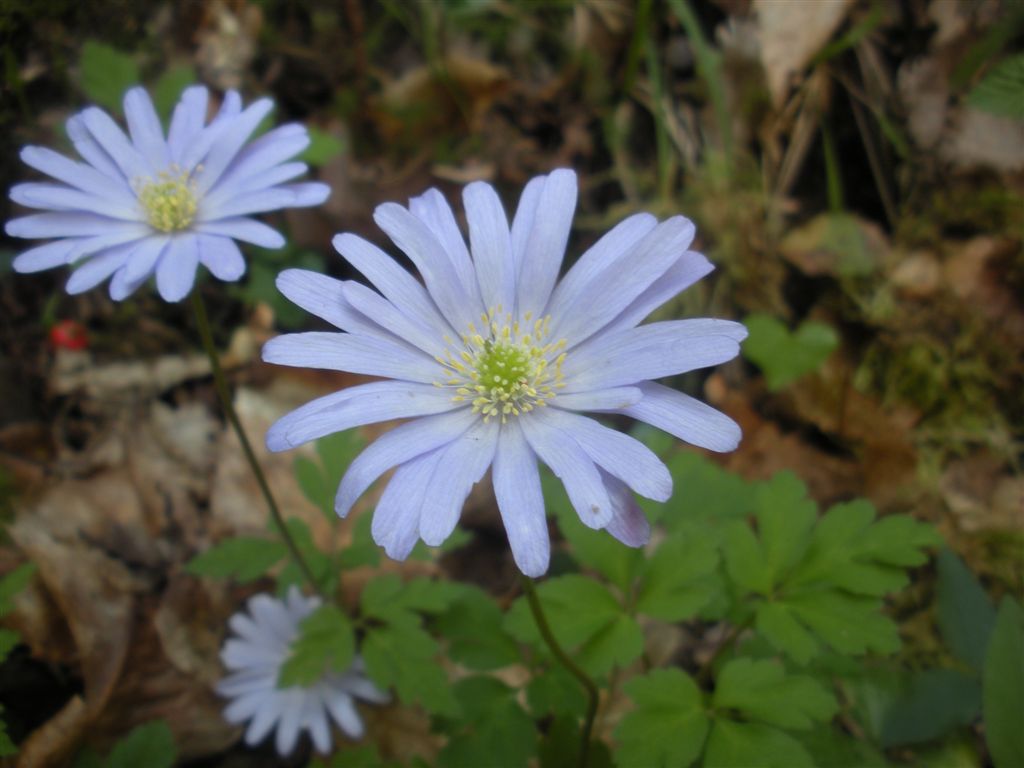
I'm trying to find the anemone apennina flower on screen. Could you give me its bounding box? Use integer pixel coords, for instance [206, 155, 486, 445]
[216, 587, 388, 756]
[263, 169, 746, 576]
[6, 85, 328, 301]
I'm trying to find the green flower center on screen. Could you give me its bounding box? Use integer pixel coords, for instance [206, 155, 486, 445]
[436, 308, 567, 423]
[138, 171, 197, 232]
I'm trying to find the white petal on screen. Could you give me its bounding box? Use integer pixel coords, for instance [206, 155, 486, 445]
[602, 471, 651, 547]
[520, 413, 613, 529]
[197, 234, 246, 282]
[155, 234, 199, 302]
[167, 86, 210, 164]
[509, 175, 545, 278]
[80, 107, 151, 180]
[409, 187, 480, 304]
[334, 408, 478, 518]
[275, 270, 381, 335]
[492, 420, 550, 576]
[552, 387, 642, 411]
[373, 203, 483, 332]
[266, 380, 460, 451]
[601, 250, 714, 335]
[621, 381, 742, 452]
[65, 242, 135, 294]
[194, 217, 286, 248]
[123, 87, 170, 169]
[419, 417, 500, 546]
[537, 408, 671, 501]
[332, 233, 452, 336]
[463, 181, 514, 312]
[372, 449, 443, 560]
[326, 691, 364, 739]
[341, 281, 446, 357]
[262, 331, 438, 383]
[515, 169, 576, 319]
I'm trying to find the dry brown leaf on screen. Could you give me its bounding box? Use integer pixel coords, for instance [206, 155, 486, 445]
[756, 0, 854, 107]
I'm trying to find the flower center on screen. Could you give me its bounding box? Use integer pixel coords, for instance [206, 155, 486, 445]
[138, 170, 198, 232]
[436, 309, 567, 423]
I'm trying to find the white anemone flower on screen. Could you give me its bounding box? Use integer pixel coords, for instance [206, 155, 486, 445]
[6, 85, 329, 301]
[216, 587, 388, 756]
[263, 169, 747, 576]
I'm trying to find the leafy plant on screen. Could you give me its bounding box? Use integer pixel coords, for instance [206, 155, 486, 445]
[742, 314, 839, 390]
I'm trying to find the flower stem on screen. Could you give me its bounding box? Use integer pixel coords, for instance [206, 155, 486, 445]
[190, 291, 322, 595]
[519, 575, 599, 768]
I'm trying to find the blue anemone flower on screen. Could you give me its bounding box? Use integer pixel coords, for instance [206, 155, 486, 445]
[6, 86, 329, 301]
[263, 169, 746, 576]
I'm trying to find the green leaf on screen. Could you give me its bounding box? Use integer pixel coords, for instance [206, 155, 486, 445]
[984, 597, 1024, 768]
[705, 720, 813, 768]
[634, 531, 720, 621]
[0, 706, 15, 757]
[434, 587, 520, 670]
[799, 724, 889, 768]
[337, 512, 381, 569]
[312, 744, 401, 767]
[361, 575, 465, 628]
[151, 64, 196, 123]
[968, 54, 1024, 119]
[105, 721, 176, 768]
[277, 604, 354, 688]
[185, 537, 286, 582]
[723, 522, 772, 595]
[755, 602, 820, 665]
[614, 668, 709, 768]
[362, 623, 457, 715]
[785, 591, 900, 657]
[936, 548, 996, 671]
[301, 127, 346, 166]
[79, 41, 139, 113]
[713, 658, 838, 731]
[0, 628, 21, 663]
[0, 562, 36, 614]
[526, 665, 588, 718]
[504, 576, 642, 675]
[437, 677, 537, 768]
[878, 669, 981, 748]
[275, 517, 333, 593]
[755, 472, 816, 580]
[297, 456, 335, 522]
[657, 452, 756, 532]
[742, 313, 839, 390]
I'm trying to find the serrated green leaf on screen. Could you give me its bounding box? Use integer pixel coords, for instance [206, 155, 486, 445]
[105, 721, 176, 768]
[301, 127, 346, 166]
[362, 624, 457, 715]
[658, 452, 756, 532]
[294, 454, 333, 520]
[787, 591, 900, 656]
[984, 597, 1024, 768]
[186, 537, 286, 582]
[275, 517, 334, 593]
[504, 575, 640, 674]
[79, 41, 139, 114]
[705, 720, 813, 768]
[361, 575, 464, 628]
[635, 532, 720, 621]
[614, 668, 709, 768]
[434, 587, 520, 670]
[937, 548, 996, 671]
[723, 521, 772, 595]
[0, 563, 35, 618]
[755, 471, 816, 579]
[755, 601, 819, 665]
[742, 314, 838, 390]
[527, 665, 588, 718]
[337, 512, 381, 569]
[968, 54, 1024, 119]
[438, 677, 536, 768]
[713, 658, 838, 730]
[316, 429, 366, 474]
[278, 604, 354, 688]
[800, 723, 889, 767]
[151, 64, 195, 123]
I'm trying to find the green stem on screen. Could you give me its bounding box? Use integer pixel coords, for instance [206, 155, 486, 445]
[190, 291, 322, 595]
[520, 575, 599, 768]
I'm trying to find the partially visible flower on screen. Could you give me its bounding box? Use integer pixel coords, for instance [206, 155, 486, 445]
[216, 587, 388, 756]
[6, 85, 329, 302]
[263, 169, 747, 576]
[48, 319, 88, 351]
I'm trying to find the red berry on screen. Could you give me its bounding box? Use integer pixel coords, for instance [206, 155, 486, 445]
[49, 320, 89, 351]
